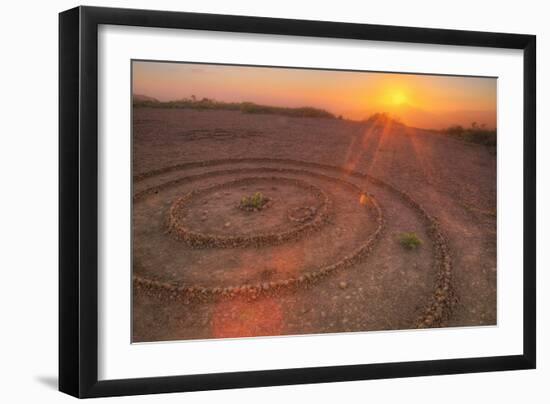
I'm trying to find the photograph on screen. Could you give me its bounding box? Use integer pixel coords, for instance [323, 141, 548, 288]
[131, 60, 497, 343]
[0, 0, 543, 401]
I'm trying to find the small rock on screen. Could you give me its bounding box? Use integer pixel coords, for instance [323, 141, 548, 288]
[424, 316, 434, 326]
[339, 281, 348, 290]
[224, 222, 231, 227]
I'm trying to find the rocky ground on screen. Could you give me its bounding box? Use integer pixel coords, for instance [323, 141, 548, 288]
[132, 108, 497, 342]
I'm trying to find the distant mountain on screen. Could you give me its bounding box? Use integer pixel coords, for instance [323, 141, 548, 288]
[133, 94, 159, 103]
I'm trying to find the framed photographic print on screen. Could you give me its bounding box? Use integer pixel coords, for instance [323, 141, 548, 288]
[59, 6, 536, 398]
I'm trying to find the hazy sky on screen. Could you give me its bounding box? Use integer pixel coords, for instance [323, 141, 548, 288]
[133, 61, 497, 129]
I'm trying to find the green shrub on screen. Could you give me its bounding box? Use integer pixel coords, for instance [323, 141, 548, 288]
[399, 232, 422, 250]
[240, 192, 268, 210]
[364, 112, 402, 126]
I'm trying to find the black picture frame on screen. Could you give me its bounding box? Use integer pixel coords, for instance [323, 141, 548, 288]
[59, 5, 536, 398]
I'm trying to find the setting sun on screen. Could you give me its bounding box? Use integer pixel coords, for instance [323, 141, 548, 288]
[390, 91, 408, 106]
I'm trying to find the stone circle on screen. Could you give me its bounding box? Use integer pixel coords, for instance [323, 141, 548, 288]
[133, 158, 454, 328]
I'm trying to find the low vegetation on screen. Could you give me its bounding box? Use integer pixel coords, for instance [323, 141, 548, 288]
[240, 192, 269, 211]
[240, 102, 334, 118]
[443, 122, 496, 148]
[364, 112, 403, 126]
[399, 232, 422, 250]
[133, 96, 335, 119]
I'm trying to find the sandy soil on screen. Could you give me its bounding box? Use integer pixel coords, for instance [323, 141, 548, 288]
[132, 108, 496, 342]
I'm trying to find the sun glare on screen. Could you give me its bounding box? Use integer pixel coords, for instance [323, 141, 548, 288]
[391, 91, 408, 106]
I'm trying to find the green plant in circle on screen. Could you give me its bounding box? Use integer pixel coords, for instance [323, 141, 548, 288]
[240, 192, 268, 210]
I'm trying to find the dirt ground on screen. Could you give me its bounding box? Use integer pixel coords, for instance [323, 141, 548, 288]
[132, 108, 496, 342]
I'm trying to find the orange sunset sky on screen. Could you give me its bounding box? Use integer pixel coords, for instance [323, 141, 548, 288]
[133, 61, 497, 130]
